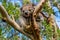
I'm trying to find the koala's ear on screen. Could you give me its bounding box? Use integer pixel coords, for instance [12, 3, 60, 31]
[20, 7, 22, 11]
[32, 3, 36, 6]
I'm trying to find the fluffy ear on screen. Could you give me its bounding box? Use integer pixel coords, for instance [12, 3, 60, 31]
[20, 7, 23, 11]
[31, 3, 36, 10]
[32, 3, 36, 6]
[2, 19, 6, 22]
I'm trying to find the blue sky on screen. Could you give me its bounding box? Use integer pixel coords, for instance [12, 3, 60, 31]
[0, 0, 23, 7]
[52, 6, 60, 29]
[0, 0, 39, 7]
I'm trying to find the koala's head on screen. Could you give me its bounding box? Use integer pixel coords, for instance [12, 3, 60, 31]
[20, 4, 35, 17]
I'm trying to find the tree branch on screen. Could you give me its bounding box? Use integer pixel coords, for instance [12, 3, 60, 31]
[32, 0, 46, 29]
[0, 5, 33, 39]
[33, 0, 46, 16]
[30, 0, 47, 40]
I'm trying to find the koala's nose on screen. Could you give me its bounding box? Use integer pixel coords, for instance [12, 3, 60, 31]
[25, 11, 28, 15]
[25, 12, 28, 15]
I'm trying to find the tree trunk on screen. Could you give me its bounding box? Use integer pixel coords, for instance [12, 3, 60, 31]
[32, 35, 42, 40]
[30, 13, 42, 40]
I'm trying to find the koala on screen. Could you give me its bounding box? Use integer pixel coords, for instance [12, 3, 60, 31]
[18, 4, 48, 31]
[17, 4, 35, 29]
[20, 4, 35, 18]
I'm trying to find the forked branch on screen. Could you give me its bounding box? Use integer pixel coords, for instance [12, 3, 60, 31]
[0, 5, 33, 39]
[33, 0, 46, 16]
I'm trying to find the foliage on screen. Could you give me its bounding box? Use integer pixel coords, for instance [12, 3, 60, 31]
[42, 20, 53, 40]
[41, 0, 60, 40]
[23, 0, 30, 4]
[0, 0, 21, 40]
[0, 0, 29, 40]
[43, 2, 54, 15]
[2, 0, 20, 19]
[0, 0, 60, 40]
[36, 0, 40, 2]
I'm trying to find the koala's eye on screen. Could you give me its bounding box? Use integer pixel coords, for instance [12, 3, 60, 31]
[23, 10, 24, 12]
[29, 10, 31, 11]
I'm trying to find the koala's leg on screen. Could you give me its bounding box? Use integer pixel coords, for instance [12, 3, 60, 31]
[16, 16, 30, 29]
